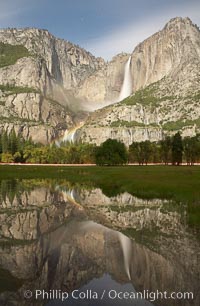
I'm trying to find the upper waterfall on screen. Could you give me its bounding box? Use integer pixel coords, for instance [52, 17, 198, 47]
[119, 56, 132, 101]
[58, 56, 133, 146]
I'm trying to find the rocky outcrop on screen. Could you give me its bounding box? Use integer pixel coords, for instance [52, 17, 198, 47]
[0, 17, 200, 144]
[77, 89, 200, 146]
[77, 126, 163, 146]
[0, 88, 74, 143]
[77, 18, 200, 145]
[77, 17, 200, 103]
[130, 17, 200, 91]
[0, 28, 104, 90]
[0, 28, 105, 143]
[76, 53, 130, 107]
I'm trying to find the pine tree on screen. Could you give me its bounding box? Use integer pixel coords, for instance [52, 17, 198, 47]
[9, 128, 18, 155]
[0, 133, 2, 154]
[172, 132, 183, 165]
[1, 130, 9, 153]
[160, 136, 172, 165]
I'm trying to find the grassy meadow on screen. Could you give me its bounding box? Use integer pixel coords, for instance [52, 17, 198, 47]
[0, 165, 200, 227]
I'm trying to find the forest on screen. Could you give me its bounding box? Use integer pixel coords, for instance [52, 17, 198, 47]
[0, 129, 200, 165]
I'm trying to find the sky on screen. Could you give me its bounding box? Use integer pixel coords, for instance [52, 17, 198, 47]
[0, 0, 200, 60]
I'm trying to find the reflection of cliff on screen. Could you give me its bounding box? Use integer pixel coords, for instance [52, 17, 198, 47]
[77, 188, 167, 207]
[0, 180, 58, 209]
[70, 188, 185, 234]
[0, 201, 78, 240]
[71, 187, 200, 306]
[0, 182, 84, 240]
[0, 181, 199, 306]
[0, 220, 199, 306]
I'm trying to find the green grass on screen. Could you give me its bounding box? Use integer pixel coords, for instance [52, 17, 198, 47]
[110, 120, 159, 128]
[0, 115, 40, 123]
[163, 118, 200, 131]
[0, 84, 39, 94]
[0, 165, 199, 201]
[0, 238, 35, 248]
[0, 165, 199, 227]
[184, 91, 200, 102]
[0, 42, 31, 68]
[121, 85, 159, 106]
[111, 120, 145, 127]
[109, 204, 160, 213]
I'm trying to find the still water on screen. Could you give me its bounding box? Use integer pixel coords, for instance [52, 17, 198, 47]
[0, 179, 199, 306]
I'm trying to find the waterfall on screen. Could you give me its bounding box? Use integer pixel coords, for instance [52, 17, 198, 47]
[57, 57, 132, 146]
[119, 56, 132, 101]
[60, 122, 84, 144]
[62, 127, 78, 143]
[118, 232, 132, 280]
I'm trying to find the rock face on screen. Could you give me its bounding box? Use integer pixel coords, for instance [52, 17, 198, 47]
[130, 17, 200, 91]
[0, 28, 105, 143]
[0, 17, 200, 144]
[77, 17, 200, 145]
[0, 90, 74, 143]
[0, 28, 104, 90]
[77, 126, 163, 146]
[76, 53, 130, 107]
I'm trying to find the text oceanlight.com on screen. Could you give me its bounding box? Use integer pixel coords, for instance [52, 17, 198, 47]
[24, 289, 194, 302]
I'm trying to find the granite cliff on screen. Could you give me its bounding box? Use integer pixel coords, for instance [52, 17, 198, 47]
[0, 28, 104, 143]
[77, 17, 200, 145]
[0, 17, 200, 144]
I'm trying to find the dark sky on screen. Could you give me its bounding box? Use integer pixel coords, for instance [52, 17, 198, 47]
[0, 0, 199, 59]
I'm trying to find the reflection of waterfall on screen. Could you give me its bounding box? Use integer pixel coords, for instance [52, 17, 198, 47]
[61, 189, 76, 203]
[118, 232, 132, 280]
[80, 222, 132, 281]
[119, 56, 132, 101]
[55, 185, 84, 210]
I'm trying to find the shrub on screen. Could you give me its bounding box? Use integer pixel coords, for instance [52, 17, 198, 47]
[0, 42, 31, 68]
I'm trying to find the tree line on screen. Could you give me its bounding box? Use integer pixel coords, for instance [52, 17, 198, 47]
[0, 129, 96, 164]
[0, 129, 200, 165]
[129, 133, 200, 165]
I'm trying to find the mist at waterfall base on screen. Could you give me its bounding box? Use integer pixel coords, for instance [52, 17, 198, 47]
[62, 122, 84, 143]
[58, 56, 132, 145]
